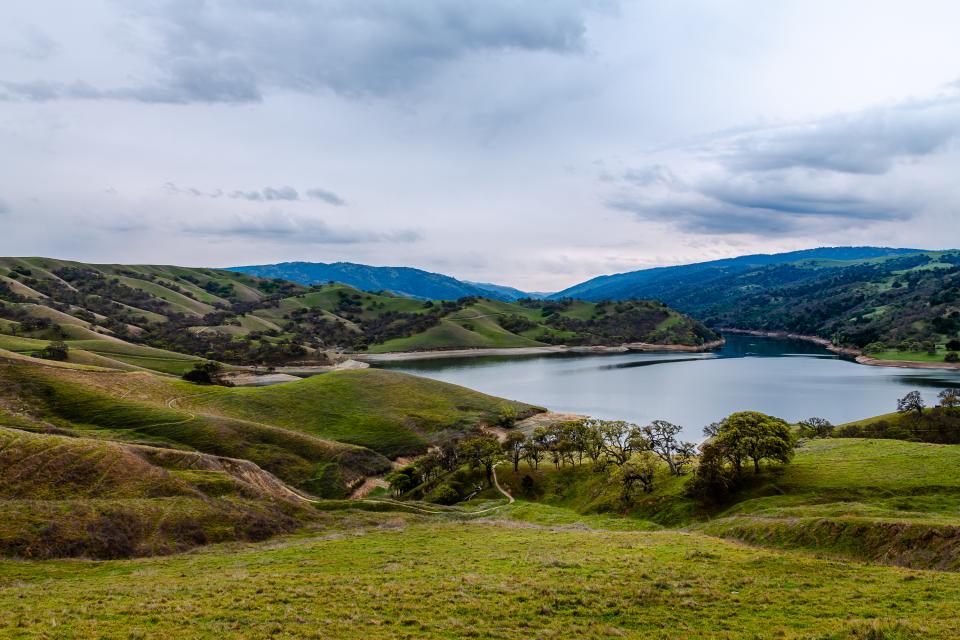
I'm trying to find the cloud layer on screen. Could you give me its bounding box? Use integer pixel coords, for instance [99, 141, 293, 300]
[606, 86, 960, 235]
[2, 1, 960, 289]
[164, 183, 346, 205]
[2, 0, 598, 104]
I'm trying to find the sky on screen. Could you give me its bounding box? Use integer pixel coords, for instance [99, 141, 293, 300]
[1, 1, 959, 291]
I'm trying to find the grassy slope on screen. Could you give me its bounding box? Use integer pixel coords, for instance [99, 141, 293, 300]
[0, 426, 311, 559]
[0, 357, 535, 485]
[180, 368, 539, 456]
[698, 439, 960, 570]
[1, 520, 958, 638]
[0, 362, 391, 494]
[870, 349, 956, 362]
[500, 437, 960, 570]
[0, 332, 202, 376]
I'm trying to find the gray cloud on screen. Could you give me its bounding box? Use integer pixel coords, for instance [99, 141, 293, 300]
[608, 197, 798, 235]
[165, 183, 343, 204]
[609, 179, 909, 236]
[0, 198, 9, 215]
[719, 93, 960, 175]
[607, 88, 960, 236]
[306, 188, 346, 206]
[182, 211, 420, 244]
[261, 186, 299, 201]
[2, 0, 598, 104]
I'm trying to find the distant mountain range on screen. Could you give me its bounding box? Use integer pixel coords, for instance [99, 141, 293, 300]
[233, 248, 929, 305]
[229, 262, 547, 302]
[229, 262, 538, 302]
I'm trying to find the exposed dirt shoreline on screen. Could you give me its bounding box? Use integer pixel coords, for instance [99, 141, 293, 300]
[721, 328, 960, 370]
[352, 339, 726, 363]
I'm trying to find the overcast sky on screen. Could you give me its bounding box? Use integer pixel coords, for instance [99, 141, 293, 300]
[1, 1, 959, 290]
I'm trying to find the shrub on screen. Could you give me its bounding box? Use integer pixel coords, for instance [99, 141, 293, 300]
[520, 474, 535, 497]
[36, 340, 69, 361]
[428, 484, 460, 505]
[182, 361, 227, 385]
[945, 352, 959, 363]
[862, 342, 886, 355]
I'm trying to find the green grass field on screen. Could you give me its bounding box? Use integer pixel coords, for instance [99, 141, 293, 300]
[1, 519, 958, 639]
[869, 349, 956, 363]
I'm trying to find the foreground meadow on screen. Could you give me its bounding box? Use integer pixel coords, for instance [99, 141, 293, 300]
[1, 516, 957, 639]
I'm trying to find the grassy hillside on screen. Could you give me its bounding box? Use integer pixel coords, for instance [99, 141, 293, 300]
[499, 437, 960, 571]
[3, 364, 960, 635]
[0, 426, 311, 558]
[0, 257, 718, 369]
[0, 355, 538, 493]
[552, 247, 960, 354]
[177, 368, 538, 457]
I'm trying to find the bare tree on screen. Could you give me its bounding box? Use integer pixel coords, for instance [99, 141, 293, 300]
[502, 431, 526, 472]
[897, 391, 925, 416]
[938, 388, 960, 409]
[599, 420, 643, 465]
[617, 452, 659, 503]
[641, 420, 693, 476]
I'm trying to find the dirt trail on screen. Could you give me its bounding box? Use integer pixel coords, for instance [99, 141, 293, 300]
[491, 464, 514, 504]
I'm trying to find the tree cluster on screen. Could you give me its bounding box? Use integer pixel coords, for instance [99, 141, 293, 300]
[688, 411, 795, 502]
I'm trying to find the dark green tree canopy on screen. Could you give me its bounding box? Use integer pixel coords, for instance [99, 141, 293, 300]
[715, 411, 794, 474]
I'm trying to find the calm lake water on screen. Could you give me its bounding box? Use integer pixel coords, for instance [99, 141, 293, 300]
[376, 334, 960, 441]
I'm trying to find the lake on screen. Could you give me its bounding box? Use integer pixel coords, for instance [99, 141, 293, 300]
[376, 334, 960, 441]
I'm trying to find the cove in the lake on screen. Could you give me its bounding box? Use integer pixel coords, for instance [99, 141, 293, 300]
[376, 334, 960, 442]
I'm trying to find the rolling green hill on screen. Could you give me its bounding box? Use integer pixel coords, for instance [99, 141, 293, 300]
[0, 257, 718, 371]
[0, 354, 539, 497]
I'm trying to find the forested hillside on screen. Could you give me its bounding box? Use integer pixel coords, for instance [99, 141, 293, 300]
[554, 248, 960, 351]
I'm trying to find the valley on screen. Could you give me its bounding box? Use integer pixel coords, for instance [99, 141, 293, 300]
[2, 252, 960, 639]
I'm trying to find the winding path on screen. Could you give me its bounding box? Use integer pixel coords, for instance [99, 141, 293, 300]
[491, 464, 515, 505]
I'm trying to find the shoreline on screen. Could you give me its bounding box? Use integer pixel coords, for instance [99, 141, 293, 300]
[721, 328, 960, 370]
[352, 339, 726, 363]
